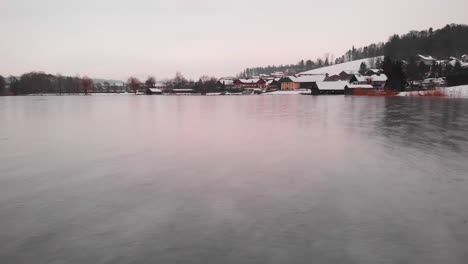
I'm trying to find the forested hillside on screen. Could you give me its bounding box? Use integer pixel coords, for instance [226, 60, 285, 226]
[238, 24, 468, 77]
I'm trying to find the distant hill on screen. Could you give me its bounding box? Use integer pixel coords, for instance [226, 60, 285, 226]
[297, 56, 383, 76]
[238, 24, 468, 78]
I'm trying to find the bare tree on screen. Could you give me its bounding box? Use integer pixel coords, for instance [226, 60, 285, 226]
[80, 76, 94, 95]
[127, 77, 142, 94]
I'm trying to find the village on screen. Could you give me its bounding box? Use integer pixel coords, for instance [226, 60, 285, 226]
[140, 54, 468, 96]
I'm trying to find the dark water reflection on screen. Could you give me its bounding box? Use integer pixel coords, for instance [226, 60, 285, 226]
[0, 95, 468, 264]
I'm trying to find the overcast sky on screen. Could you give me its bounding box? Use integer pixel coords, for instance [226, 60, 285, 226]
[1, 0, 467, 80]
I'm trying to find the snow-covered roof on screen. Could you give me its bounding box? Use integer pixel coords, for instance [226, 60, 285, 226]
[370, 74, 388, 82]
[353, 75, 367, 82]
[173, 89, 194, 92]
[271, 71, 285, 76]
[298, 56, 383, 76]
[219, 79, 234, 85]
[316, 81, 348, 91]
[447, 59, 468, 67]
[237, 78, 262, 83]
[417, 54, 436, 61]
[147, 88, 162, 93]
[346, 84, 374, 89]
[352, 74, 388, 82]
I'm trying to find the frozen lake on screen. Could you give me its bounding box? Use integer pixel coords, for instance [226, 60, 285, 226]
[1, 95, 468, 263]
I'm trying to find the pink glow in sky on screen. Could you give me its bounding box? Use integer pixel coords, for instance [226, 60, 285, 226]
[1, 0, 468, 80]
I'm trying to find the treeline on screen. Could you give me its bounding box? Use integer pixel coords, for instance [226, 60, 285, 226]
[130, 72, 221, 94]
[339, 24, 468, 63]
[0, 72, 126, 95]
[5, 72, 81, 95]
[384, 24, 468, 60]
[0, 71, 225, 95]
[239, 54, 341, 78]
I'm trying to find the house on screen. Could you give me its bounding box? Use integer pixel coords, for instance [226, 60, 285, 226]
[279, 75, 326, 90]
[447, 58, 468, 68]
[145, 88, 163, 95]
[233, 78, 266, 89]
[462, 54, 468, 63]
[349, 74, 388, 89]
[416, 54, 436, 66]
[154, 82, 167, 90]
[217, 79, 235, 90]
[311, 81, 348, 95]
[271, 72, 286, 78]
[364, 69, 382, 76]
[344, 84, 375, 95]
[265, 79, 280, 91]
[369, 74, 388, 89]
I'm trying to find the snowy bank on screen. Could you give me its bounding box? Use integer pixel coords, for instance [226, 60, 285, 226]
[398, 85, 468, 98]
[263, 90, 311, 95]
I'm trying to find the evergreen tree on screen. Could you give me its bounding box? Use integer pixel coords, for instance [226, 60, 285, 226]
[0, 75, 5, 95]
[359, 62, 368, 75]
[145, 76, 156, 87]
[382, 56, 407, 91]
[317, 58, 323, 67]
[406, 57, 420, 87]
[418, 62, 428, 78]
[445, 64, 453, 76]
[406, 57, 419, 79]
[454, 61, 463, 74]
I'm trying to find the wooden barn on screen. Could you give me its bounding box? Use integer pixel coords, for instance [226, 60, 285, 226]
[311, 81, 348, 95]
[145, 88, 163, 95]
[279, 75, 325, 90]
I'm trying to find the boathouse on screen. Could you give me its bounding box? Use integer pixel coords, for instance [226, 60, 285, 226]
[344, 84, 375, 95]
[145, 88, 163, 95]
[311, 81, 348, 95]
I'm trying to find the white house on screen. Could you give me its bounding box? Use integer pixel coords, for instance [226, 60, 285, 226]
[350, 74, 388, 89]
[145, 88, 163, 95]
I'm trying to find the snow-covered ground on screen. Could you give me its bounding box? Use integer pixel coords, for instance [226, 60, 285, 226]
[298, 56, 384, 76]
[263, 90, 311, 95]
[398, 85, 468, 98]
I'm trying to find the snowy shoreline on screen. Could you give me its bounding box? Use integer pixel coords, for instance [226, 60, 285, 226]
[398, 85, 468, 98]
